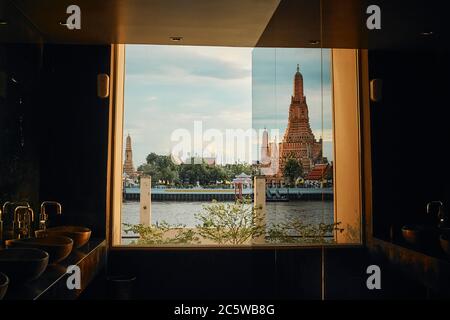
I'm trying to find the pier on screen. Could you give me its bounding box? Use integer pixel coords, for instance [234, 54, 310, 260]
[123, 187, 333, 202]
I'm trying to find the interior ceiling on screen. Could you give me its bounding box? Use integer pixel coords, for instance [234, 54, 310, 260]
[1, 0, 450, 49]
[257, 0, 450, 49]
[2, 0, 281, 46]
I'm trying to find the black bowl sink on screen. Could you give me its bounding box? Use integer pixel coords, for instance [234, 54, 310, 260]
[6, 236, 73, 264]
[36, 226, 91, 249]
[440, 234, 450, 255]
[0, 272, 9, 300]
[0, 248, 49, 284]
[401, 225, 436, 246]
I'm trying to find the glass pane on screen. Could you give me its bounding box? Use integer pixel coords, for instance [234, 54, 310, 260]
[252, 48, 336, 244]
[121, 45, 255, 246]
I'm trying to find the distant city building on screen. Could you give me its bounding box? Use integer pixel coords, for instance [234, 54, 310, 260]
[261, 65, 325, 186]
[182, 156, 216, 166]
[123, 134, 136, 177]
[260, 130, 279, 177]
[260, 129, 270, 165]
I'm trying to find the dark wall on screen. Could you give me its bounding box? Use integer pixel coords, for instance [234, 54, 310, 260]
[325, 247, 427, 299]
[108, 249, 321, 300]
[38, 45, 110, 237]
[369, 49, 450, 240]
[0, 44, 42, 222]
[106, 247, 426, 300]
[0, 43, 110, 238]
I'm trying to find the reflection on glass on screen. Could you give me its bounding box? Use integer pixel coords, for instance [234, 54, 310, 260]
[252, 48, 337, 244]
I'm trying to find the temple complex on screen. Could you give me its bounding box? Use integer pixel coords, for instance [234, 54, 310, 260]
[278, 64, 323, 174]
[260, 65, 324, 185]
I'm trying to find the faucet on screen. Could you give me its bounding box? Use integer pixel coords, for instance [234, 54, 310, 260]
[2, 201, 30, 216]
[0, 200, 30, 230]
[39, 201, 62, 230]
[1, 201, 31, 238]
[2, 201, 12, 217]
[427, 201, 448, 229]
[2, 201, 14, 220]
[13, 206, 34, 239]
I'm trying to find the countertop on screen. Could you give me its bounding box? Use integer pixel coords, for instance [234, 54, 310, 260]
[4, 238, 107, 300]
[369, 237, 450, 295]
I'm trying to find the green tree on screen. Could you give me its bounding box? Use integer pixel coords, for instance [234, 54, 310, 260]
[267, 217, 344, 244]
[179, 163, 209, 185]
[208, 166, 227, 184]
[146, 152, 159, 165]
[195, 198, 265, 245]
[325, 164, 333, 181]
[123, 222, 199, 245]
[139, 153, 258, 187]
[140, 153, 178, 186]
[137, 163, 160, 183]
[179, 164, 194, 185]
[283, 158, 303, 187]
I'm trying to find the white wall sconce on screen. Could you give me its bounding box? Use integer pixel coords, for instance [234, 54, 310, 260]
[97, 73, 110, 98]
[370, 79, 383, 102]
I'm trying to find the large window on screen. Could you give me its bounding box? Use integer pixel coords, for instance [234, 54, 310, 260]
[109, 45, 362, 247]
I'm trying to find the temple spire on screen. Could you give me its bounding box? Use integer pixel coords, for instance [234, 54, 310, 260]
[294, 64, 304, 99]
[124, 134, 135, 176]
[261, 128, 270, 164]
[280, 64, 322, 176]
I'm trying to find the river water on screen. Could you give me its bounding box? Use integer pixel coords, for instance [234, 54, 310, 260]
[121, 201, 334, 236]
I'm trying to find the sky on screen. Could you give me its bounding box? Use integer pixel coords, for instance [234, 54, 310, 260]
[124, 45, 333, 167]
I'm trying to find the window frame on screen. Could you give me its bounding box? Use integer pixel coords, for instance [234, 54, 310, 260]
[106, 44, 370, 250]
